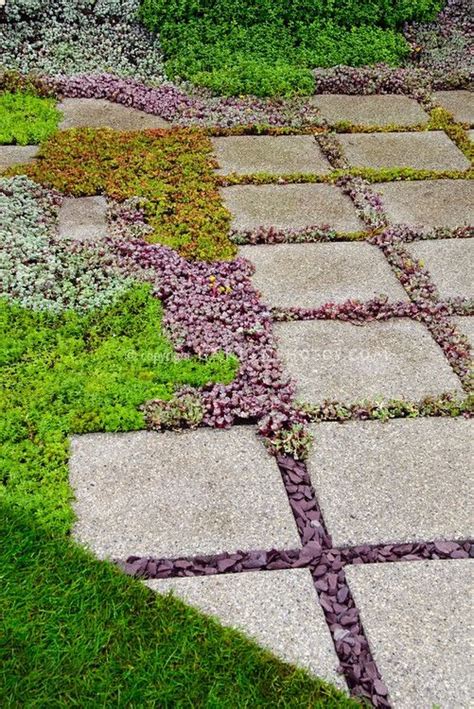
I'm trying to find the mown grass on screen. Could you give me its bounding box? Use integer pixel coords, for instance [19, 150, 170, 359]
[0, 503, 357, 707]
[0, 91, 61, 145]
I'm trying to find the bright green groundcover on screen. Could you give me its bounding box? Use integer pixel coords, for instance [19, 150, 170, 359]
[139, 0, 443, 97]
[0, 285, 237, 531]
[0, 91, 61, 145]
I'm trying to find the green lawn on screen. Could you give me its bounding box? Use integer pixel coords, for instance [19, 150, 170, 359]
[0, 504, 356, 707]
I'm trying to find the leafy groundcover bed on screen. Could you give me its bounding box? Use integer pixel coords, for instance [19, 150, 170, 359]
[139, 0, 444, 96]
[0, 91, 61, 145]
[10, 126, 234, 261]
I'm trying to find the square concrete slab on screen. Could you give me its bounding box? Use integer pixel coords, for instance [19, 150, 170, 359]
[58, 196, 108, 242]
[373, 180, 474, 228]
[336, 131, 470, 171]
[239, 242, 409, 308]
[211, 135, 331, 175]
[149, 568, 345, 686]
[406, 238, 474, 299]
[69, 427, 300, 559]
[0, 145, 38, 170]
[345, 560, 473, 708]
[58, 98, 170, 130]
[274, 318, 463, 404]
[311, 94, 429, 127]
[222, 184, 363, 231]
[433, 90, 474, 124]
[307, 418, 473, 546]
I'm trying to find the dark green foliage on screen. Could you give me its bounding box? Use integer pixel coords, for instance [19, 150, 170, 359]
[140, 0, 442, 31]
[140, 0, 443, 96]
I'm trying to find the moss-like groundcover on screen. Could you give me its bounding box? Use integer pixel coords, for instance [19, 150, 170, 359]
[12, 126, 235, 262]
[139, 0, 444, 97]
[0, 91, 61, 144]
[0, 286, 237, 530]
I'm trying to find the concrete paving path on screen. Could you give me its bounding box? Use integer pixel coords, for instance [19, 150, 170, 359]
[61, 92, 473, 707]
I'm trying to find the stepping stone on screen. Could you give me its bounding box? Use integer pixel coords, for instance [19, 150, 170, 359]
[58, 98, 170, 131]
[336, 131, 470, 171]
[345, 560, 473, 708]
[452, 316, 474, 348]
[211, 135, 331, 175]
[149, 569, 345, 686]
[307, 418, 473, 546]
[373, 179, 474, 228]
[406, 238, 474, 299]
[58, 196, 108, 242]
[310, 94, 429, 127]
[239, 242, 409, 308]
[469, 129, 474, 142]
[433, 90, 474, 124]
[222, 184, 363, 232]
[69, 427, 300, 559]
[274, 319, 463, 404]
[0, 145, 38, 169]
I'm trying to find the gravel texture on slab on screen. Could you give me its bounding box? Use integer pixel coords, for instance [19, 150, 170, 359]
[336, 131, 471, 171]
[58, 196, 108, 242]
[211, 135, 331, 175]
[148, 568, 345, 687]
[373, 180, 474, 229]
[221, 184, 363, 231]
[309, 94, 430, 127]
[345, 559, 474, 709]
[274, 318, 464, 404]
[406, 238, 474, 300]
[0, 145, 39, 169]
[69, 427, 301, 559]
[118, 448, 473, 708]
[239, 242, 409, 309]
[452, 315, 474, 348]
[58, 98, 170, 130]
[307, 418, 473, 546]
[433, 90, 474, 124]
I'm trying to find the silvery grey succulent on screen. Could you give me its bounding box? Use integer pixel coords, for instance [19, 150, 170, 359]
[0, 0, 165, 81]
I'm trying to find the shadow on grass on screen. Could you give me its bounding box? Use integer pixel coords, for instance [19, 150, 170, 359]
[0, 504, 357, 708]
